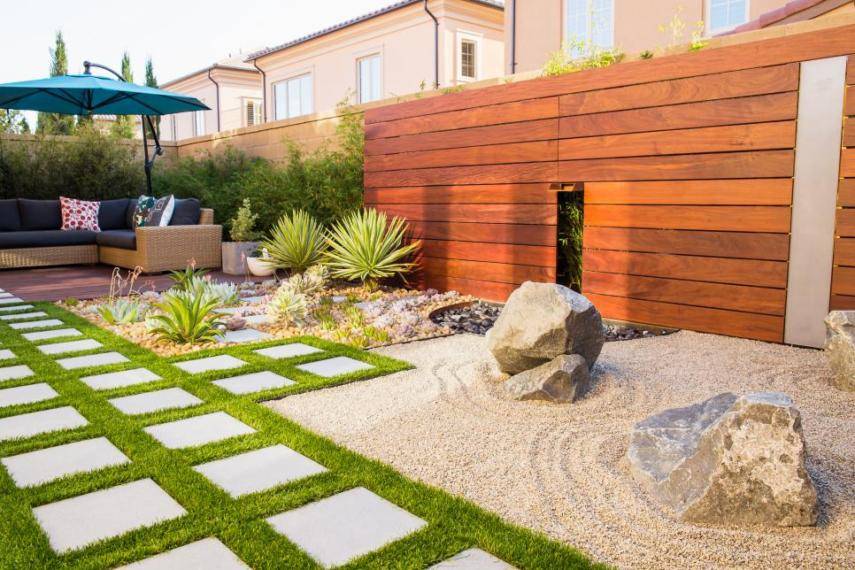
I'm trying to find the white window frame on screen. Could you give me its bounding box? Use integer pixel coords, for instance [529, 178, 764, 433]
[456, 30, 482, 83]
[273, 72, 314, 120]
[192, 110, 205, 137]
[563, 0, 615, 52]
[707, 0, 750, 34]
[243, 97, 263, 127]
[356, 53, 383, 104]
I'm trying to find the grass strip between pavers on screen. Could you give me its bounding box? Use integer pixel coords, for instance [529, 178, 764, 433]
[0, 302, 601, 570]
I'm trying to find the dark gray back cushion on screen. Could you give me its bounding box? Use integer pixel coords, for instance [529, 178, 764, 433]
[170, 197, 201, 225]
[0, 200, 21, 232]
[98, 198, 131, 230]
[18, 199, 61, 231]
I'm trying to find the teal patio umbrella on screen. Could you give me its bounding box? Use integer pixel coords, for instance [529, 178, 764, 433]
[0, 61, 209, 193]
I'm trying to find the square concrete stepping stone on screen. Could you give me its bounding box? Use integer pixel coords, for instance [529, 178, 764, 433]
[1, 437, 130, 488]
[0, 297, 25, 305]
[144, 412, 255, 449]
[174, 355, 246, 375]
[195, 445, 326, 498]
[255, 343, 322, 360]
[80, 368, 161, 391]
[0, 383, 58, 409]
[216, 328, 271, 344]
[0, 349, 15, 360]
[212, 371, 295, 395]
[0, 406, 87, 441]
[214, 307, 242, 315]
[296, 356, 374, 378]
[9, 318, 64, 330]
[429, 548, 517, 569]
[23, 328, 82, 342]
[241, 295, 266, 304]
[266, 487, 426, 568]
[0, 292, 11, 298]
[109, 388, 202, 416]
[0, 364, 34, 382]
[0, 304, 34, 313]
[242, 314, 270, 326]
[118, 537, 249, 569]
[56, 352, 128, 370]
[0, 311, 48, 321]
[38, 339, 102, 355]
[32, 478, 186, 553]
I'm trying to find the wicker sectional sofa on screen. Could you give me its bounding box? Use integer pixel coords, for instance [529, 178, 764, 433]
[0, 198, 222, 272]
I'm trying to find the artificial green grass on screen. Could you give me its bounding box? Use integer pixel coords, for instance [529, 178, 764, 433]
[0, 302, 602, 569]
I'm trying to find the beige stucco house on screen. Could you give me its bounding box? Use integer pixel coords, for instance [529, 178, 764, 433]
[504, 0, 852, 75]
[246, 0, 505, 124]
[159, 55, 262, 141]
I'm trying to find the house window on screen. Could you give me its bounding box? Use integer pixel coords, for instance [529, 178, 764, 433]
[457, 32, 481, 82]
[192, 110, 205, 136]
[245, 99, 263, 126]
[357, 54, 382, 103]
[273, 73, 313, 120]
[708, 0, 749, 33]
[564, 0, 614, 52]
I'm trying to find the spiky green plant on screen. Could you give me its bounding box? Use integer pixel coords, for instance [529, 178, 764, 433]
[323, 208, 420, 288]
[285, 264, 328, 296]
[147, 290, 223, 345]
[266, 284, 308, 325]
[97, 299, 145, 324]
[185, 277, 239, 305]
[261, 210, 327, 273]
[169, 264, 210, 291]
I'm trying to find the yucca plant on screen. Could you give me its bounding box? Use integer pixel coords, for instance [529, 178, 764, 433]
[147, 289, 224, 345]
[261, 210, 327, 273]
[97, 299, 145, 324]
[324, 208, 420, 289]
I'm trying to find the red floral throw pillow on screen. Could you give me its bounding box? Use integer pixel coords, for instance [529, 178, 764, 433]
[60, 197, 101, 231]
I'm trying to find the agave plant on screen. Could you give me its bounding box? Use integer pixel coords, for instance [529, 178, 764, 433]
[261, 210, 326, 273]
[266, 284, 308, 325]
[324, 208, 420, 288]
[97, 299, 146, 325]
[169, 264, 210, 292]
[185, 277, 239, 306]
[147, 289, 224, 345]
[285, 264, 328, 296]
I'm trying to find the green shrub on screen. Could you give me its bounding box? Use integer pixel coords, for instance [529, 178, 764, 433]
[324, 208, 420, 288]
[261, 209, 327, 273]
[168, 265, 210, 291]
[229, 198, 260, 242]
[147, 290, 223, 345]
[542, 39, 624, 77]
[97, 299, 146, 324]
[558, 193, 584, 292]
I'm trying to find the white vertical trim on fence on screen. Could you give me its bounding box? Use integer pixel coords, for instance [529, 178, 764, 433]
[785, 56, 847, 348]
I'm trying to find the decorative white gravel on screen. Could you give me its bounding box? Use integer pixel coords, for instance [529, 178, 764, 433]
[267, 331, 855, 570]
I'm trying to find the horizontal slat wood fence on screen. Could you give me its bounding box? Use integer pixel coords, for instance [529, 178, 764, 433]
[832, 56, 855, 310]
[364, 23, 855, 343]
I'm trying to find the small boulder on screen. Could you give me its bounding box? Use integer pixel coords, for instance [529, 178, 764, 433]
[825, 311, 855, 391]
[486, 282, 604, 375]
[628, 392, 817, 527]
[503, 354, 589, 403]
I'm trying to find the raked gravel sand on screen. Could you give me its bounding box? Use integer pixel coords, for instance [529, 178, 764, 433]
[266, 331, 855, 569]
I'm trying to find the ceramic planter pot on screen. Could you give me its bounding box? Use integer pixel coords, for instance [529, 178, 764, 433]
[221, 241, 258, 275]
[246, 255, 276, 277]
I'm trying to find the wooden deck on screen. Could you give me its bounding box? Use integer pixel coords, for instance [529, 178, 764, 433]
[0, 266, 264, 302]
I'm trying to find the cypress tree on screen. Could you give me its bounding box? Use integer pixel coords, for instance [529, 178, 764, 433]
[111, 51, 136, 138]
[37, 31, 76, 135]
[144, 57, 160, 137]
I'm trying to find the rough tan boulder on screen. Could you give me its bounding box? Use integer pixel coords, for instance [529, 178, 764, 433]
[486, 282, 604, 375]
[628, 392, 817, 527]
[503, 354, 589, 403]
[825, 311, 855, 391]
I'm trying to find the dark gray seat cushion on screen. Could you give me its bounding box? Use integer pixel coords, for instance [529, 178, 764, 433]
[18, 199, 62, 231]
[169, 197, 201, 225]
[98, 198, 131, 230]
[0, 230, 98, 249]
[0, 199, 21, 232]
[96, 229, 136, 250]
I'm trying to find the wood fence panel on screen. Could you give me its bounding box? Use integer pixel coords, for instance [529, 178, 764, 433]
[833, 56, 855, 310]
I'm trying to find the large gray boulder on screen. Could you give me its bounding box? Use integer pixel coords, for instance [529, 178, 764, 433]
[486, 282, 604, 375]
[628, 392, 817, 527]
[825, 311, 855, 392]
[503, 354, 589, 403]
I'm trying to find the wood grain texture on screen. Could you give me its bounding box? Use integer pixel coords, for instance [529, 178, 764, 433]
[558, 122, 795, 160]
[364, 119, 558, 156]
[421, 257, 556, 284]
[558, 92, 798, 138]
[559, 150, 794, 181]
[364, 184, 556, 205]
[420, 239, 556, 267]
[584, 205, 791, 233]
[559, 64, 799, 116]
[583, 271, 786, 315]
[365, 161, 558, 188]
[839, 208, 855, 237]
[834, 238, 855, 267]
[584, 179, 793, 205]
[373, 203, 557, 225]
[584, 293, 784, 342]
[406, 221, 556, 246]
[582, 249, 788, 288]
[830, 294, 855, 310]
[842, 148, 855, 177]
[365, 140, 558, 172]
[849, 55, 855, 84]
[582, 227, 791, 260]
[846, 85, 855, 116]
[837, 179, 855, 206]
[844, 118, 855, 147]
[832, 266, 855, 296]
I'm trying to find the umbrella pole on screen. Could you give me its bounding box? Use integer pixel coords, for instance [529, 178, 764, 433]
[142, 114, 152, 195]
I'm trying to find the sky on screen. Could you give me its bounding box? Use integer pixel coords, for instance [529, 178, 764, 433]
[0, 0, 414, 125]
